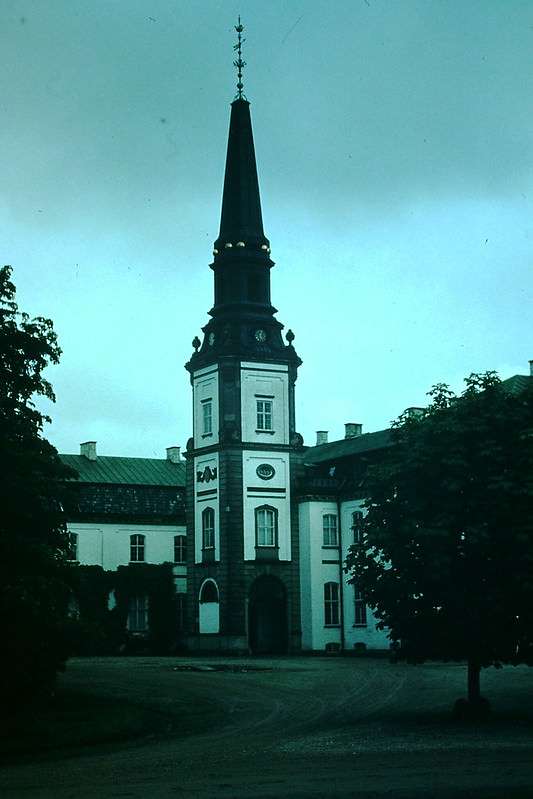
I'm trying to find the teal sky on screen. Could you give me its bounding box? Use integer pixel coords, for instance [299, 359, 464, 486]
[1, 0, 531, 456]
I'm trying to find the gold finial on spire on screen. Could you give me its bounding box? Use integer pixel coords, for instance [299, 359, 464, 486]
[233, 16, 246, 100]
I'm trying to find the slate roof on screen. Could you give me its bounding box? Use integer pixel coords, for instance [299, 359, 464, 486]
[501, 374, 533, 397]
[59, 454, 186, 523]
[303, 429, 392, 465]
[303, 373, 531, 468]
[59, 454, 185, 487]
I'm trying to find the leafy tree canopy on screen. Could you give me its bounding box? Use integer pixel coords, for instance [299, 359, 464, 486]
[346, 372, 533, 704]
[0, 265, 76, 705]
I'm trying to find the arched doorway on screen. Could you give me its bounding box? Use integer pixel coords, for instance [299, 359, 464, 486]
[248, 575, 287, 654]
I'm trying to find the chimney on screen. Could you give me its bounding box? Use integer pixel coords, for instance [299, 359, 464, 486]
[529, 360, 533, 377]
[345, 422, 362, 439]
[80, 441, 97, 461]
[316, 430, 328, 446]
[166, 446, 181, 463]
[406, 407, 424, 419]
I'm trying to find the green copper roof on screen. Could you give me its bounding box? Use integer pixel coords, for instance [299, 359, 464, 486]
[59, 454, 185, 487]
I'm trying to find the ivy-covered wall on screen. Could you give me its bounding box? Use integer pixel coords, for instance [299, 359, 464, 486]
[65, 563, 183, 655]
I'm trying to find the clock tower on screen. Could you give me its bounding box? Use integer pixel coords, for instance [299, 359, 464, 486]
[184, 22, 303, 653]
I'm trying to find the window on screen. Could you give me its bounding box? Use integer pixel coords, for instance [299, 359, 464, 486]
[354, 587, 367, 627]
[324, 582, 340, 627]
[174, 534, 187, 564]
[128, 593, 149, 632]
[322, 514, 338, 547]
[202, 507, 215, 549]
[200, 580, 218, 603]
[202, 399, 213, 436]
[130, 534, 145, 562]
[65, 532, 78, 561]
[351, 511, 364, 544]
[255, 506, 277, 547]
[199, 579, 220, 634]
[256, 397, 273, 431]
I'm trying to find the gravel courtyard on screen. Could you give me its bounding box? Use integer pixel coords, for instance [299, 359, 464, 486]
[1, 655, 532, 798]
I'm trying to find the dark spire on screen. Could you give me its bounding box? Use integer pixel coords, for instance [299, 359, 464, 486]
[214, 98, 270, 253]
[214, 18, 269, 253]
[186, 19, 301, 374]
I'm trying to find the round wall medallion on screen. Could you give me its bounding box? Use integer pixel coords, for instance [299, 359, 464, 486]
[256, 463, 275, 480]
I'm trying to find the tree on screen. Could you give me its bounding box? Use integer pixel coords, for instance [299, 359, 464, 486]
[345, 372, 533, 717]
[0, 265, 75, 706]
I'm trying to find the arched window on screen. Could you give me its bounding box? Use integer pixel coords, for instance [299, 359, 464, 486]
[130, 534, 145, 562]
[351, 510, 364, 544]
[322, 514, 338, 547]
[324, 582, 340, 627]
[199, 579, 219, 603]
[128, 593, 149, 632]
[255, 506, 277, 547]
[202, 508, 215, 550]
[199, 579, 220, 634]
[174, 534, 187, 564]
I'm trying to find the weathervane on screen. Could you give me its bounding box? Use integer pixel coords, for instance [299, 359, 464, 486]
[233, 16, 246, 100]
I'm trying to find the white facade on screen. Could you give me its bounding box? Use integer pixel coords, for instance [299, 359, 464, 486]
[192, 365, 219, 449]
[66, 522, 186, 576]
[298, 499, 389, 652]
[240, 362, 289, 445]
[242, 450, 292, 561]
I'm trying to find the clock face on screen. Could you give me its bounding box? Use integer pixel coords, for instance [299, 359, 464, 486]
[208, 332, 215, 346]
[254, 328, 267, 343]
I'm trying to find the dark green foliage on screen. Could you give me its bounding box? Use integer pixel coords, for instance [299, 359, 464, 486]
[64, 565, 113, 655]
[65, 563, 179, 655]
[0, 265, 76, 706]
[346, 372, 533, 701]
[114, 563, 179, 654]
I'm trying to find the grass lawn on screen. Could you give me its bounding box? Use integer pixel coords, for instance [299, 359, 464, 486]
[0, 687, 168, 759]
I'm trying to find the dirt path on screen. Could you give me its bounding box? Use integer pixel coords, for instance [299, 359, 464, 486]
[1, 656, 532, 798]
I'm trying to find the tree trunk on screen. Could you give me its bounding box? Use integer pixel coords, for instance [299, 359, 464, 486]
[467, 659, 481, 704]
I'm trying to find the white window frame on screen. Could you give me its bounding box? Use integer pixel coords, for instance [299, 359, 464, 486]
[322, 514, 338, 547]
[128, 593, 149, 632]
[202, 507, 215, 550]
[255, 506, 277, 547]
[256, 397, 273, 432]
[354, 586, 367, 627]
[324, 581, 340, 627]
[130, 533, 145, 563]
[174, 534, 187, 564]
[202, 398, 213, 436]
[351, 510, 364, 544]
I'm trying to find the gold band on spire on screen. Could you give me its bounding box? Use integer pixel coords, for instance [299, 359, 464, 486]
[233, 16, 246, 100]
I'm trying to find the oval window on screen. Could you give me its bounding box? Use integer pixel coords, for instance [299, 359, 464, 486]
[256, 463, 275, 480]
